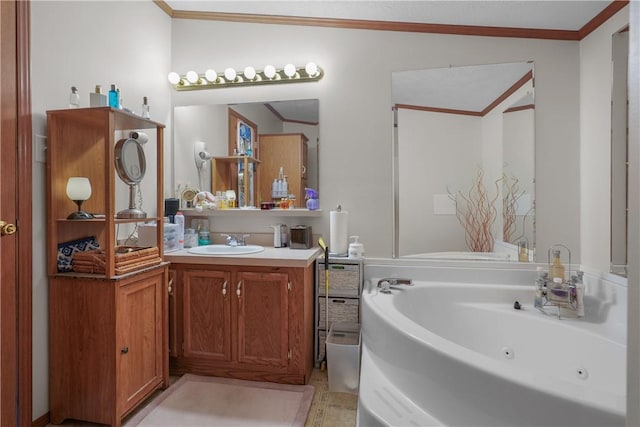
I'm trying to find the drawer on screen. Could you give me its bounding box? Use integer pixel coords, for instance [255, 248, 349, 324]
[318, 297, 359, 329]
[317, 263, 360, 297]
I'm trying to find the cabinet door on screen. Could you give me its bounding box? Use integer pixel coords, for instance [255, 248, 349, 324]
[183, 269, 232, 361]
[117, 272, 164, 414]
[236, 271, 289, 368]
[168, 269, 178, 357]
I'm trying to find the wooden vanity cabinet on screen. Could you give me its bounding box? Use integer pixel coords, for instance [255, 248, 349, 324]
[171, 263, 315, 384]
[49, 265, 168, 427]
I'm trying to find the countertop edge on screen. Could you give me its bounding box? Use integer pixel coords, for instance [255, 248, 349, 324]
[164, 247, 322, 268]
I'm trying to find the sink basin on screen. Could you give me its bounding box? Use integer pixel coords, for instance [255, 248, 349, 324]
[187, 244, 265, 255]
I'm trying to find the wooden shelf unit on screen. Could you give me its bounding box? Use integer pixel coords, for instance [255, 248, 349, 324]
[46, 107, 165, 278]
[46, 107, 169, 426]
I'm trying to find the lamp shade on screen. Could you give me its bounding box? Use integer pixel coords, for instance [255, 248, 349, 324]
[66, 177, 92, 201]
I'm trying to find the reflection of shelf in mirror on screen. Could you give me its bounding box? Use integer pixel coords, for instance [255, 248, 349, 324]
[181, 208, 322, 217]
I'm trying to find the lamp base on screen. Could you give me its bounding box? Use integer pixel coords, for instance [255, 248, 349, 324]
[67, 211, 94, 220]
[116, 208, 147, 219]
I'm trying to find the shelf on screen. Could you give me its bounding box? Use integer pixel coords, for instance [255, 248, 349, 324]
[181, 208, 323, 217]
[55, 216, 162, 224]
[213, 155, 261, 164]
[50, 261, 170, 281]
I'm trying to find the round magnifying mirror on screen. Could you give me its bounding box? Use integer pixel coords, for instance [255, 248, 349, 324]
[115, 138, 147, 218]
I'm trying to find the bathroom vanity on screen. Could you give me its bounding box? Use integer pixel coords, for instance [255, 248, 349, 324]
[165, 247, 320, 384]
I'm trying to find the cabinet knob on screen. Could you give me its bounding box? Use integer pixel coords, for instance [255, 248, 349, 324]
[121, 346, 129, 354]
[0, 220, 17, 236]
[236, 280, 242, 299]
[222, 280, 228, 296]
[168, 278, 174, 295]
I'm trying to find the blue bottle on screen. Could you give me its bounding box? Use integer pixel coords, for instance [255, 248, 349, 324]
[108, 84, 119, 108]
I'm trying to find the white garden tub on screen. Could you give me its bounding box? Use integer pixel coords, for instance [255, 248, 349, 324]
[357, 263, 626, 427]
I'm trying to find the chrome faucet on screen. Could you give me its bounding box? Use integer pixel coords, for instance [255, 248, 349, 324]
[221, 234, 251, 246]
[377, 278, 413, 294]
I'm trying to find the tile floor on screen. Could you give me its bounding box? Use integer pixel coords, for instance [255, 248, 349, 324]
[47, 369, 357, 426]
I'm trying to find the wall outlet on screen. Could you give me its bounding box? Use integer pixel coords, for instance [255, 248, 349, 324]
[35, 135, 47, 163]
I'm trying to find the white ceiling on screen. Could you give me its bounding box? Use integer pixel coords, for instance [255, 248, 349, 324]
[164, 1, 614, 114]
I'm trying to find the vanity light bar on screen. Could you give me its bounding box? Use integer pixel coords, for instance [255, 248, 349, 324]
[168, 62, 323, 91]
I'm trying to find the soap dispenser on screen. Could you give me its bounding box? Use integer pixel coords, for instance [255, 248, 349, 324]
[348, 236, 364, 259]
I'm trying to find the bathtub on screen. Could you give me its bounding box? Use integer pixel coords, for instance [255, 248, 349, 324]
[357, 261, 626, 427]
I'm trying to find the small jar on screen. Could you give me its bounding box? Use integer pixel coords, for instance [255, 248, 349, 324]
[184, 228, 198, 248]
[198, 230, 211, 246]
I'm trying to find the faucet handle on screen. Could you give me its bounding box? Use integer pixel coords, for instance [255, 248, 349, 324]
[239, 234, 251, 246]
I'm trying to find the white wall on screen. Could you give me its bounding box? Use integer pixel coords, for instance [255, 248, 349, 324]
[169, 19, 582, 260]
[30, 0, 172, 419]
[579, 6, 630, 272]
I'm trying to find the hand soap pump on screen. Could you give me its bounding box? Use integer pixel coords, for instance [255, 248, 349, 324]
[348, 236, 364, 259]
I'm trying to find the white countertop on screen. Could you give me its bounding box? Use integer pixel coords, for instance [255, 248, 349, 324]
[164, 246, 322, 268]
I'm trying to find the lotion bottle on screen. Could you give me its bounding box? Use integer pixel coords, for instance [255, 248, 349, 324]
[90, 85, 108, 107]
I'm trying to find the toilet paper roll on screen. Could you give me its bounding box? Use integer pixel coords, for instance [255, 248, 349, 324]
[330, 209, 349, 256]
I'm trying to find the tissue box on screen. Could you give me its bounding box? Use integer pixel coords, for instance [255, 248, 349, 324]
[137, 222, 180, 252]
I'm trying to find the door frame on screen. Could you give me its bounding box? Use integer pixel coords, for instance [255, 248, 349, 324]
[1, 0, 33, 424]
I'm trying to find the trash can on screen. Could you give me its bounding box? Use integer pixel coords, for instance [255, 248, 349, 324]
[326, 322, 361, 394]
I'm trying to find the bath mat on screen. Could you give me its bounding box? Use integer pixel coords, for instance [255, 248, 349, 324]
[125, 374, 314, 427]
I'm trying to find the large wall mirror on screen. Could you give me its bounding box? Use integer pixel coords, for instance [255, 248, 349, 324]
[173, 99, 319, 207]
[392, 62, 535, 260]
[611, 27, 629, 276]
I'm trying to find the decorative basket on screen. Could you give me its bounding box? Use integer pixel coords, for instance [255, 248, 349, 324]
[72, 246, 161, 275]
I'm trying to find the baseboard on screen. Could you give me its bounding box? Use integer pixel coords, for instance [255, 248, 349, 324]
[32, 412, 49, 427]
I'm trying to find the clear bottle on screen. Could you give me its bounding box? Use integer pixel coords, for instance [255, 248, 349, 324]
[108, 84, 119, 108]
[69, 86, 80, 108]
[272, 179, 279, 199]
[518, 240, 528, 262]
[549, 249, 565, 283]
[174, 211, 185, 250]
[142, 96, 150, 119]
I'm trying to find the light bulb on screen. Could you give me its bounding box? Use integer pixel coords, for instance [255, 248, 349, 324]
[243, 66, 256, 80]
[284, 63, 296, 78]
[205, 69, 218, 82]
[186, 71, 199, 84]
[224, 68, 237, 82]
[305, 62, 318, 76]
[167, 72, 181, 85]
[264, 65, 276, 79]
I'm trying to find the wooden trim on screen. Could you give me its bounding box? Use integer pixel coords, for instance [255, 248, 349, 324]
[395, 103, 482, 117]
[153, 0, 173, 17]
[169, 9, 580, 40]
[578, 0, 629, 40]
[396, 69, 533, 117]
[480, 70, 533, 116]
[264, 104, 319, 126]
[503, 104, 535, 114]
[17, 1, 33, 424]
[157, 1, 628, 41]
[31, 412, 49, 427]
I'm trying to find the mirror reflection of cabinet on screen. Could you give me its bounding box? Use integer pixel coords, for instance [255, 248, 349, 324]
[259, 133, 309, 207]
[211, 156, 260, 207]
